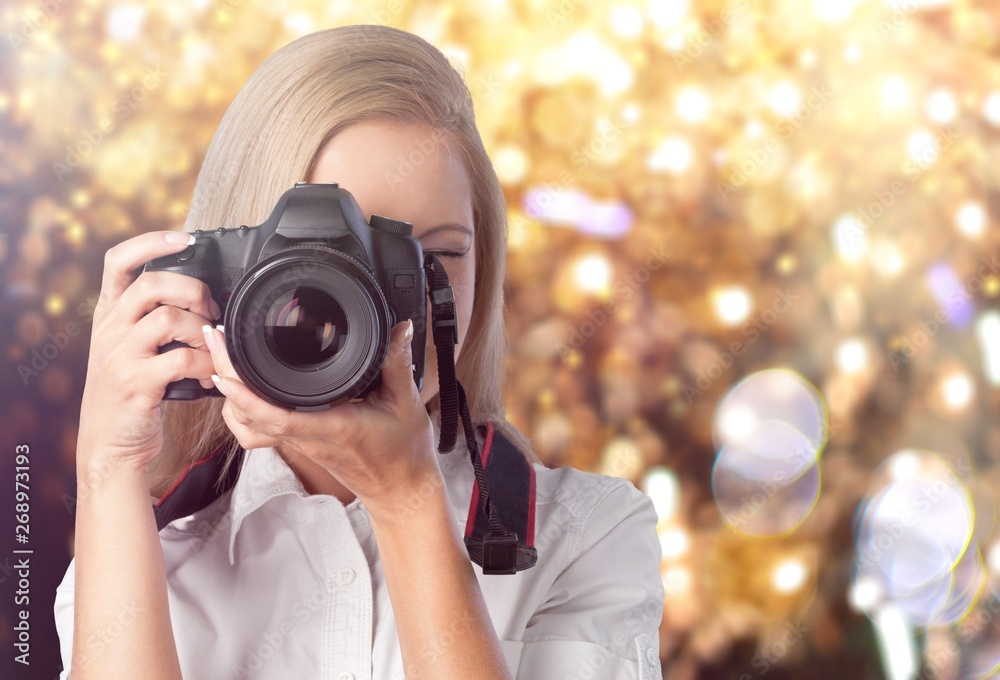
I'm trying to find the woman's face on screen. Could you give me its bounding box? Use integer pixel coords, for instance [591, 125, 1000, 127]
[308, 121, 476, 406]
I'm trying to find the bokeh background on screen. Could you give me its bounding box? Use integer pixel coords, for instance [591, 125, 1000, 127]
[4, 0, 1000, 678]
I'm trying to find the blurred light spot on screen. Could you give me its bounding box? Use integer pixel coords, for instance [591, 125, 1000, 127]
[987, 541, 1000, 574]
[650, 0, 689, 28]
[284, 11, 314, 35]
[887, 450, 921, 481]
[105, 5, 147, 43]
[926, 263, 973, 327]
[523, 188, 633, 238]
[776, 252, 797, 275]
[533, 32, 634, 97]
[873, 606, 917, 680]
[648, 136, 692, 174]
[574, 254, 613, 293]
[768, 82, 801, 118]
[660, 528, 691, 559]
[494, 145, 530, 185]
[941, 371, 974, 410]
[983, 92, 1000, 127]
[569, 32, 634, 97]
[815, 0, 858, 23]
[906, 129, 939, 166]
[925, 88, 958, 124]
[714, 453, 821, 536]
[662, 566, 691, 594]
[855, 455, 976, 627]
[599, 436, 644, 479]
[643, 466, 680, 522]
[870, 241, 905, 278]
[609, 4, 644, 38]
[745, 120, 765, 138]
[712, 286, 752, 326]
[848, 576, 884, 612]
[44, 295, 65, 316]
[772, 558, 808, 593]
[975, 311, 1000, 386]
[843, 42, 862, 62]
[718, 404, 756, 442]
[621, 102, 642, 124]
[833, 214, 867, 263]
[881, 76, 910, 109]
[835, 338, 869, 374]
[676, 86, 710, 123]
[956, 200, 986, 237]
[713, 369, 828, 454]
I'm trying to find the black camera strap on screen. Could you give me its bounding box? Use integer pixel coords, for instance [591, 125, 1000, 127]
[151, 254, 537, 575]
[423, 253, 537, 574]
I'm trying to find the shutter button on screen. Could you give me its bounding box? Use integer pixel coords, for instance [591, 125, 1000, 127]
[176, 246, 195, 262]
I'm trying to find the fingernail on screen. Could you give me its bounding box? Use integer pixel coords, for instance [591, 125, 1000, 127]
[202, 324, 218, 352]
[403, 319, 414, 343]
[209, 298, 222, 320]
[216, 324, 225, 333]
[210, 374, 226, 392]
[165, 231, 196, 245]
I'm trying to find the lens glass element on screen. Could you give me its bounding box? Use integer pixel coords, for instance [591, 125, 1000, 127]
[264, 287, 349, 367]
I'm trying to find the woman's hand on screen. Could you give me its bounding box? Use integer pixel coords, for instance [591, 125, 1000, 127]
[203, 318, 440, 520]
[78, 231, 221, 473]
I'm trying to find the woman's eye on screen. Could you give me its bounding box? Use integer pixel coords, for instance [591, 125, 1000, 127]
[426, 250, 467, 259]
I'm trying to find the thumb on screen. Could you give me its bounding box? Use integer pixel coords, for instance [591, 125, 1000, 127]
[378, 319, 417, 404]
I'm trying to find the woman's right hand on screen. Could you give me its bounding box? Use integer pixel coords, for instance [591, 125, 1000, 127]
[77, 231, 222, 473]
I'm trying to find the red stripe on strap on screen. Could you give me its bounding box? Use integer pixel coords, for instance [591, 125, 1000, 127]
[464, 422, 495, 537]
[154, 445, 226, 508]
[526, 461, 536, 547]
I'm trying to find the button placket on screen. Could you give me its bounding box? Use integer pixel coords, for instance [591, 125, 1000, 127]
[321, 503, 373, 680]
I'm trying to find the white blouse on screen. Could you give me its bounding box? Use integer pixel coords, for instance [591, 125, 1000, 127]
[54, 420, 664, 679]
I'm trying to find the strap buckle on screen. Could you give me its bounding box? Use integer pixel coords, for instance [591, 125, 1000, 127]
[431, 285, 459, 344]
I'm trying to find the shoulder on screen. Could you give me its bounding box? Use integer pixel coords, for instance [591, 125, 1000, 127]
[530, 463, 659, 564]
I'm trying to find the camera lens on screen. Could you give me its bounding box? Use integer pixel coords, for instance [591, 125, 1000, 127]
[264, 287, 349, 367]
[224, 247, 392, 410]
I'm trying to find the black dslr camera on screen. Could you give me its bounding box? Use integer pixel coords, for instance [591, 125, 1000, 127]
[142, 182, 427, 411]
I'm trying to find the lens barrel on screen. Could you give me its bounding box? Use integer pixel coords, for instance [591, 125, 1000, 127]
[224, 247, 392, 410]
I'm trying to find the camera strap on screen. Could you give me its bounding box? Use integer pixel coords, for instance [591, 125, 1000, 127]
[151, 254, 538, 575]
[424, 252, 537, 574]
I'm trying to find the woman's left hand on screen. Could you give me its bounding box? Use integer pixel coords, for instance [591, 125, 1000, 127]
[202, 319, 440, 520]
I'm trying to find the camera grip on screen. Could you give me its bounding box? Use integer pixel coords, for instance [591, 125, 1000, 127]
[158, 339, 224, 401]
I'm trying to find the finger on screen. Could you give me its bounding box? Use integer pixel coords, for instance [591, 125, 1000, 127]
[99, 231, 197, 311]
[123, 306, 217, 390]
[372, 319, 417, 407]
[221, 400, 280, 450]
[202, 324, 237, 380]
[114, 271, 221, 328]
[127, 305, 214, 356]
[204, 325, 301, 440]
[143, 347, 217, 396]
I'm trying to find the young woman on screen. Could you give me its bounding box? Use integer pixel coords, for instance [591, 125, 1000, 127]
[55, 25, 663, 679]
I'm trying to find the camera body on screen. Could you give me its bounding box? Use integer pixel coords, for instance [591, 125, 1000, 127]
[143, 182, 427, 411]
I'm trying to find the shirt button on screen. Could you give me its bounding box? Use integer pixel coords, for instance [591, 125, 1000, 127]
[337, 672, 355, 680]
[338, 568, 356, 586]
[645, 647, 659, 665]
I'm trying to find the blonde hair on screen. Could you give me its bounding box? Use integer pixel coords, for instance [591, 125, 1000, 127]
[152, 25, 537, 497]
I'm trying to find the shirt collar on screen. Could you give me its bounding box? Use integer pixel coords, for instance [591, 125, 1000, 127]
[226, 404, 463, 565]
[226, 445, 307, 565]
